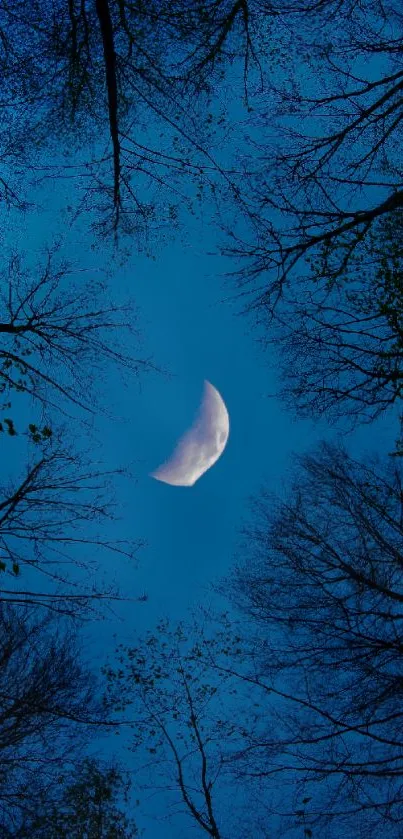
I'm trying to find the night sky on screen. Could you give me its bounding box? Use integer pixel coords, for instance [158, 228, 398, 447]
[2, 165, 399, 839]
[3, 176, 400, 837]
[2, 25, 400, 837]
[93, 236, 398, 836]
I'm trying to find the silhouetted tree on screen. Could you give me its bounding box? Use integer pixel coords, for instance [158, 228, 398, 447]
[0, 244, 150, 421]
[0, 603, 117, 835]
[226, 441, 403, 836]
[223, 0, 403, 310]
[1, 0, 264, 236]
[104, 617, 262, 838]
[266, 209, 403, 424]
[0, 441, 140, 616]
[19, 758, 137, 838]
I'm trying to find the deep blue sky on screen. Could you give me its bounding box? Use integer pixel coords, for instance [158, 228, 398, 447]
[89, 230, 398, 837]
[88, 233, 399, 624]
[2, 75, 400, 837]
[4, 186, 400, 837]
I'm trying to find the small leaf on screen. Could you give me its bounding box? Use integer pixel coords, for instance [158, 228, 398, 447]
[4, 418, 16, 435]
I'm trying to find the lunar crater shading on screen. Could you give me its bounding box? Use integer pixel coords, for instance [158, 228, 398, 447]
[150, 380, 230, 487]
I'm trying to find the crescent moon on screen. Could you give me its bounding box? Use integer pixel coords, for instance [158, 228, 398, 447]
[150, 380, 229, 487]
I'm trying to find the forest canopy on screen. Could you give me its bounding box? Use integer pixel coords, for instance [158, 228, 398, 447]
[1, 1, 403, 837]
